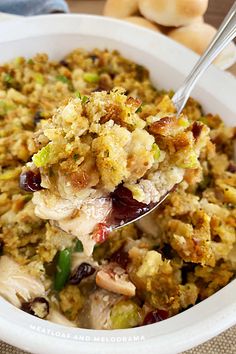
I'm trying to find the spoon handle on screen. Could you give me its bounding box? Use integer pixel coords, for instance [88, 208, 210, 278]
[172, 1, 236, 115]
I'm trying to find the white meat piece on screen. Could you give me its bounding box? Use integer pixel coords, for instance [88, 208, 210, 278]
[96, 263, 136, 297]
[0, 256, 45, 307]
[87, 289, 122, 329]
[57, 198, 112, 255]
[58, 197, 111, 236]
[32, 191, 75, 220]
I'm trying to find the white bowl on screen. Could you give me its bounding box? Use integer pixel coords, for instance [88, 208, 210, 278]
[0, 14, 235, 354]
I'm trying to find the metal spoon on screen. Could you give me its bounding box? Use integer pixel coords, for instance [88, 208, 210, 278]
[114, 1, 236, 230]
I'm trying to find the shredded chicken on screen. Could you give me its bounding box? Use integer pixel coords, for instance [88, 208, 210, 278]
[85, 290, 122, 330]
[0, 256, 45, 307]
[96, 263, 136, 296]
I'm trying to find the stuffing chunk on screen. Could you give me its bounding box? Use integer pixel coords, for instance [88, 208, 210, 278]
[24, 87, 207, 244]
[59, 285, 84, 321]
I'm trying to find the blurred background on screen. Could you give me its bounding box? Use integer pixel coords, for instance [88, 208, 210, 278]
[0, 0, 235, 69]
[66, 0, 236, 72]
[67, 0, 234, 28]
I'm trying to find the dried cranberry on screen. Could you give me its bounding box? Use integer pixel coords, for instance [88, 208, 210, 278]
[59, 59, 69, 67]
[110, 246, 130, 269]
[33, 110, 43, 124]
[191, 121, 203, 140]
[19, 170, 42, 192]
[110, 185, 150, 225]
[21, 297, 49, 319]
[69, 262, 96, 285]
[143, 309, 169, 325]
[159, 244, 175, 260]
[112, 185, 143, 208]
[89, 54, 99, 62]
[108, 72, 116, 80]
[0, 239, 4, 256]
[181, 262, 195, 284]
[93, 223, 110, 244]
[228, 162, 236, 173]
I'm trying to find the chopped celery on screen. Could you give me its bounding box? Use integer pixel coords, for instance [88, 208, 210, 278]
[3, 73, 13, 84]
[177, 151, 199, 169]
[75, 91, 81, 99]
[0, 101, 7, 115]
[168, 89, 175, 98]
[199, 116, 209, 125]
[27, 59, 34, 65]
[81, 95, 89, 104]
[135, 105, 143, 113]
[178, 116, 189, 128]
[34, 73, 44, 85]
[24, 194, 33, 202]
[83, 72, 100, 84]
[152, 143, 160, 161]
[32, 144, 52, 167]
[198, 175, 210, 191]
[73, 154, 79, 161]
[125, 184, 145, 202]
[56, 75, 69, 84]
[110, 300, 141, 329]
[56, 75, 73, 90]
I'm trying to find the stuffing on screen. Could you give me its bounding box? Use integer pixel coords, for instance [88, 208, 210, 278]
[0, 48, 234, 330]
[26, 89, 208, 243]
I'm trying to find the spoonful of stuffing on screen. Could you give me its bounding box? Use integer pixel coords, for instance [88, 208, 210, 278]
[19, 2, 236, 254]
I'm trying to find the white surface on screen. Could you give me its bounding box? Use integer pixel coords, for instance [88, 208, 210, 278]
[0, 12, 20, 21]
[0, 14, 235, 354]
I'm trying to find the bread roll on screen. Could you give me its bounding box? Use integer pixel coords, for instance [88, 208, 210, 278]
[104, 0, 139, 18]
[139, 0, 208, 26]
[214, 42, 236, 70]
[168, 23, 236, 70]
[169, 23, 215, 55]
[124, 16, 161, 31]
[192, 16, 204, 23]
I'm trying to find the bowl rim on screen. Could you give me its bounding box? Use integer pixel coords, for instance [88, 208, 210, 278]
[0, 281, 235, 354]
[0, 13, 235, 354]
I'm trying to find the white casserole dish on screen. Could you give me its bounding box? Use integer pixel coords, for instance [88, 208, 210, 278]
[0, 14, 235, 354]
